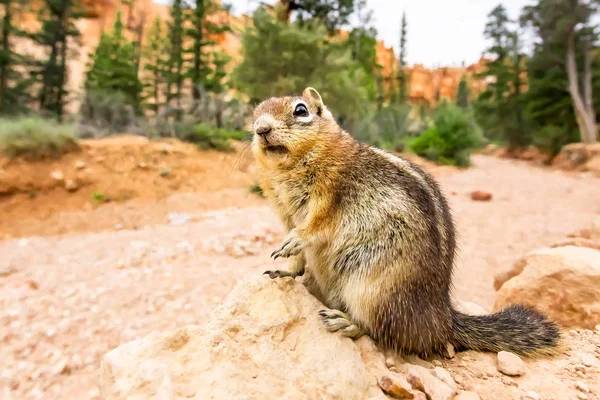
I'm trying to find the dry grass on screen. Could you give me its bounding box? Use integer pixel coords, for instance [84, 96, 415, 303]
[0, 117, 78, 159]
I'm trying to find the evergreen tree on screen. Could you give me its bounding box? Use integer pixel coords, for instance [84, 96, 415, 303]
[397, 11, 408, 103]
[85, 10, 143, 110]
[30, 0, 82, 121]
[232, 7, 369, 119]
[142, 17, 167, 114]
[275, 0, 356, 33]
[521, 0, 599, 143]
[165, 0, 187, 110]
[0, 0, 30, 114]
[348, 0, 378, 102]
[187, 0, 231, 100]
[456, 74, 469, 109]
[474, 4, 528, 149]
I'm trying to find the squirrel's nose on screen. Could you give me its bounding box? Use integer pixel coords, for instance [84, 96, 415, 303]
[254, 122, 272, 136]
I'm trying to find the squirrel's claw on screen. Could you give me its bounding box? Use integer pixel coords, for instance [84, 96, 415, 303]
[263, 269, 297, 279]
[271, 230, 305, 259]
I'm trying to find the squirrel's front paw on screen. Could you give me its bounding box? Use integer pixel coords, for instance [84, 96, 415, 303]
[271, 230, 305, 259]
[263, 269, 303, 279]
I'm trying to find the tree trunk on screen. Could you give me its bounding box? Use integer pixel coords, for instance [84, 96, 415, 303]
[583, 44, 597, 142]
[192, 0, 204, 101]
[566, 29, 597, 143]
[0, 1, 11, 114]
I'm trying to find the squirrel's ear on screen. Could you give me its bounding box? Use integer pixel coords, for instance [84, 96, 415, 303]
[303, 87, 324, 115]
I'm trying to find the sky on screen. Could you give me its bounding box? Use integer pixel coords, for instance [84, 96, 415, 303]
[226, 0, 534, 67]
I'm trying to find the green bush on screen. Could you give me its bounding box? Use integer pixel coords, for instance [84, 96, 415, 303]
[533, 125, 579, 156]
[77, 90, 143, 138]
[177, 123, 249, 151]
[0, 118, 78, 159]
[350, 103, 424, 151]
[408, 101, 484, 167]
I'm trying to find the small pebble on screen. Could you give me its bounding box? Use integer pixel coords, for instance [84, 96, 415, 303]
[385, 357, 395, 368]
[575, 381, 590, 393]
[75, 161, 86, 169]
[445, 342, 456, 358]
[577, 394, 588, 400]
[432, 360, 443, 367]
[455, 391, 480, 400]
[521, 391, 541, 400]
[581, 353, 599, 367]
[497, 351, 525, 376]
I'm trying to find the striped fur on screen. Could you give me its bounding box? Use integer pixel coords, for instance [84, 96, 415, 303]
[252, 88, 562, 358]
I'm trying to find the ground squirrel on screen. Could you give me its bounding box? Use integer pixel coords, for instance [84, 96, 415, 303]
[251, 87, 561, 358]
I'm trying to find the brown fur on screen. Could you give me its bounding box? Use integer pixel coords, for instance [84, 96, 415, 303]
[252, 87, 562, 358]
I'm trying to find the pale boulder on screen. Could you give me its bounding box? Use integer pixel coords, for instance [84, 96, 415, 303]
[494, 246, 600, 329]
[100, 277, 398, 400]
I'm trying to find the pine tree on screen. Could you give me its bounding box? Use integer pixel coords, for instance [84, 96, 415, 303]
[0, 0, 31, 114]
[85, 10, 143, 110]
[456, 74, 469, 109]
[142, 17, 167, 114]
[521, 0, 599, 143]
[397, 11, 408, 103]
[232, 7, 369, 119]
[30, 0, 83, 121]
[348, 0, 378, 102]
[276, 0, 356, 33]
[165, 0, 187, 111]
[474, 4, 528, 149]
[187, 0, 231, 100]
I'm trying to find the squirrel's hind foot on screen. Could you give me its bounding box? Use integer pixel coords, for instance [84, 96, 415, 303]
[318, 309, 364, 339]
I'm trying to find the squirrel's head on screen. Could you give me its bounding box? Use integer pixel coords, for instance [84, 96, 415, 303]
[251, 87, 340, 158]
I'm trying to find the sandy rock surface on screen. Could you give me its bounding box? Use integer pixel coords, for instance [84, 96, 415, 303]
[494, 246, 600, 329]
[100, 277, 600, 400]
[2, 155, 600, 399]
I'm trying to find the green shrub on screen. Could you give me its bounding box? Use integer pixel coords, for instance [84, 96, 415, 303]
[177, 123, 249, 152]
[350, 103, 424, 151]
[408, 101, 484, 167]
[533, 125, 578, 156]
[249, 183, 264, 197]
[0, 118, 78, 159]
[77, 90, 143, 138]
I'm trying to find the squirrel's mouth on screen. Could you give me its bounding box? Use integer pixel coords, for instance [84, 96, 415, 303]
[264, 145, 288, 155]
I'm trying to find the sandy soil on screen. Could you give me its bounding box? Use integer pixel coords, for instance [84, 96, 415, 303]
[1, 153, 599, 399]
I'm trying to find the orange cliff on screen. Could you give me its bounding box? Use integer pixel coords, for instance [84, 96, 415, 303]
[13, 0, 488, 112]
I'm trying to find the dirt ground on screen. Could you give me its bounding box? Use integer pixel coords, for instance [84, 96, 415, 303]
[1, 140, 600, 399]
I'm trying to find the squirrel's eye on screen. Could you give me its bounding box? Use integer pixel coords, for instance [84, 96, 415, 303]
[293, 104, 309, 117]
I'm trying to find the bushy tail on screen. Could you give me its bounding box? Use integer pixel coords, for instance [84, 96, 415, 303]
[450, 304, 562, 356]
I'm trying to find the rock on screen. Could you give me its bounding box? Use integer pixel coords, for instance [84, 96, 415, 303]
[470, 190, 492, 201]
[159, 167, 171, 177]
[64, 179, 78, 192]
[494, 246, 600, 329]
[432, 367, 457, 390]
[50, 171, 64, 181]
[75, 161, 86, 169]
[455, 392, 481, 400]
[581, 353, 600, 368]
[453, 299, 487, 315]
[100, 278, 391, 399]
[575, 380, 590, 393]
[585, 156, 600, 176]
[549, 238, 600, 251]
[403, 364, 457, 400]
[167, 212, 190, 226]
[445, 343, 455, 359]
[378, 375, 416, 399]
[521, 391, 541, 400]
[0, 263, 15, 277]
[496, 351, 525, 376]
